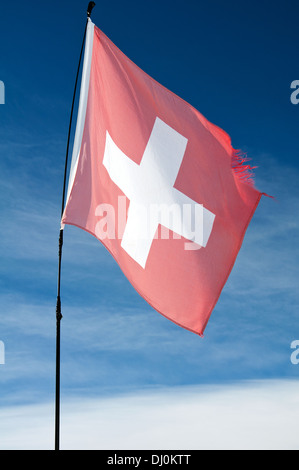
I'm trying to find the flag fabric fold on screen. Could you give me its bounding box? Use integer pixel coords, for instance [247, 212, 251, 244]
[62, 19, 264, 336]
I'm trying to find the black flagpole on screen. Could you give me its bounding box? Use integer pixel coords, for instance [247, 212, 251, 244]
[55, 1, 96, 451]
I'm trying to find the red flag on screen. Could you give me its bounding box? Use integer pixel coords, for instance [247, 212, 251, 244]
[62, 19, 265, 336]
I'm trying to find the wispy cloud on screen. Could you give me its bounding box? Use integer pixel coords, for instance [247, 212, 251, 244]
[0, 379, 298, 450]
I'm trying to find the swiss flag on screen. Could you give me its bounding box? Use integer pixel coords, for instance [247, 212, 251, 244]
[62, 19, 265, 336]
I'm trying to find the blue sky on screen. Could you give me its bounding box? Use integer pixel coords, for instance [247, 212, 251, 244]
[0, 0, 299, 450]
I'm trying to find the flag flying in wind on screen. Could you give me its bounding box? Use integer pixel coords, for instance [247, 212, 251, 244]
[62, 19, 265, 336]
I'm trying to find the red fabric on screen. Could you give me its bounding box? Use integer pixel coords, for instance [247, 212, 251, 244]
[62, 25, 264, 336]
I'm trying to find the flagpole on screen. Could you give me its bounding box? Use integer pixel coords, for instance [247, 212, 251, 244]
[55, 1, 96, 451]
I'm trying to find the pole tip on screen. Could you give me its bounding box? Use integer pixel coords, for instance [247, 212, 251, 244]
[87, 1, 96, 18]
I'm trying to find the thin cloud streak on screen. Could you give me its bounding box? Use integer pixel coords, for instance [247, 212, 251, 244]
[0, 380, 298, 450]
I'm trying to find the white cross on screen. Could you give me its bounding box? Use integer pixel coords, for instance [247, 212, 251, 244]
[103, 117, 215, 268]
